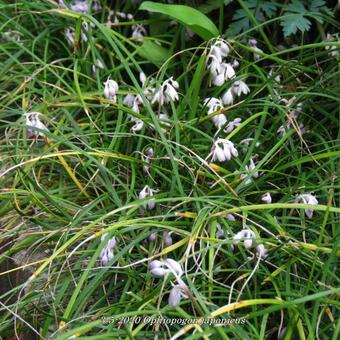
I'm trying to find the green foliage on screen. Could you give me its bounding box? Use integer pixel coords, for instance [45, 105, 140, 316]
[228, 0, 333, 37]
[280, 0, 332, 37]
[139, 1, 219, 40]
[228, 0, 278, 34]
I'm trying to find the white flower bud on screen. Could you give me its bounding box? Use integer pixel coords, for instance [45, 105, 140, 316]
[148, 233, 157, 243]
[164, 258, 183, 277]
[103, 78, 119, 103]
[232, 80, 250, 97]
[150, 267, 168, 277]
[295, 193, 318, 218]
[255, 244, 268, 258]
[138, 185, 156, 210]
[261, 192, 272, 204]
[222, 88, 234, 105]
[149, 260, 163, 270]
[139, 72, 147, 86]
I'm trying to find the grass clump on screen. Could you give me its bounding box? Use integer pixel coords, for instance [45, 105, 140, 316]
[0, 0, 339, 339]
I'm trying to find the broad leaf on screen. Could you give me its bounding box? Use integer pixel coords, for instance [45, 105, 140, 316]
[139, 1, 219, 40]
[136, 39, 171, 66]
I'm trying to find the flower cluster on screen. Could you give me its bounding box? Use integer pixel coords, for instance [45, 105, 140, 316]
[24, 112, 49, 137]
[149, 258, 189, 306]
[233, 228, 268, 259]
[211, 138, 238, 162]
[139, 185, 156, 211]
[295, 193, 318, 218]
[99, 233, 116, 266]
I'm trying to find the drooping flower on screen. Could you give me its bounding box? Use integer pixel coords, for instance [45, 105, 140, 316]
[255, 244, 268, 258]
[99, 233, 116, 266]
[168, 284, 188, 306]
[241, 158, 259, 185]
[131, 24, 147, 42]
[70, 0, 89, 14]
[142, 147, 154, 173]
[103, 78, 119, 103]
[24, 112, 49, 137]
[163, 231, 173, 247]
[222, 88, 234, 105]
[233, 229, 256, 249]
[149, 258, 183, 278]
[139, 185, 156, 210]
[92, 59, 104, 77]
[248, 38, 263, 61]
[65, 28, 75, 45]
[139, 72, 147, 86]
[323, 33, 340, 57]
[225, 117, 242, 133]
[204, 97, 226, 129]
[211, 138, 238, 162]
[261, 192, 272, 204]
[208, 38, 230, 63]
[152, 77, 179, 106]
[295, 193, 318, 218]
[232, 80, 250, 97]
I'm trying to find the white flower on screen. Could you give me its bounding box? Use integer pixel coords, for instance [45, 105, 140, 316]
[163, 231, 173, 247]
[2, 31, 21, 42]
[225, 213, 235, 221]
[261, 192, 272, 204]
[92, 59, 104, 77]
[204, 97, 226, 129]
[65, 28, 75, 45]
[222, 62, 236, 79]
[233, 229, 256, 249]
[168, 284, 188, 306]
[99, 233, 116, 266]
[149, 258, 183, 278]
[231, 59, 240, 68]
[71, 0, 88, 14]
[139, 72, 147, 86]
[248, 39, 263, 60]
[24, 112, 49, 137]
[224, 118, 241, 133]
[58, 0, 66, 8]
[103, 78, 119, 103]
[232, 80, 250, 97]
[241, 158, 258, 185]
[131, 24, 147, 42]
[211, 138, 238, 162]
[152, 77, 179, 106]
[131, 118, 144, 132]
[139, 185, 156, 210]
[323, 33, 339, 57]
[215, 223, 224, 238]
[295, 193, 318, 218]
[222, 88, 234, 105]
[94, 59, 104, 69]
[123, 94, 136, 108]
[148, 233, 157, 243]
[142, 147, 154, 173]
[255, 244, 268, 258]
[159, 113, 171, 127]
[211, 62, 235, 86]
[92, 0, 101, 11]
[208, 39, 230, 63]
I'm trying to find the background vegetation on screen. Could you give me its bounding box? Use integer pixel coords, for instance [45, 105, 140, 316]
[0, 0, 339, 339]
